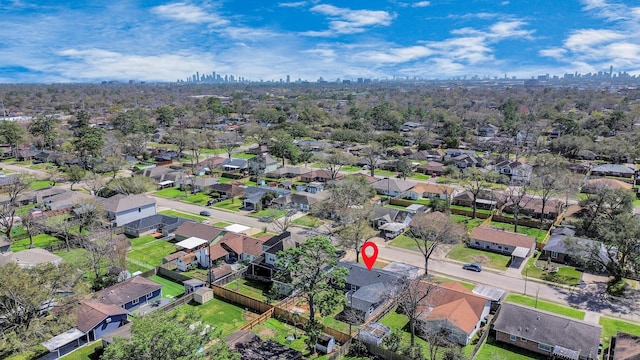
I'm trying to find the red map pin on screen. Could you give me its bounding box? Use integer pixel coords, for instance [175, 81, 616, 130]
[361, 241, 379, 271]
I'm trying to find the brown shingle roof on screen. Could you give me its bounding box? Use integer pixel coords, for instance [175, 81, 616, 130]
[75, 300, 128, 333]
[175, 222, 224, 241]
[208, 233, 267, 261]
[94, 276, 162, 306]
[416, 281, 490, 333]
[470, 226, 536, 248]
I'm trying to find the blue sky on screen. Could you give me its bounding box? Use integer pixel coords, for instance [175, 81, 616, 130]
[1, 0, 639, 83]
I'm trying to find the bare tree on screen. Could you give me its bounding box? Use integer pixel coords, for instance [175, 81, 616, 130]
[460, 168, 491, 219]
[396, 279, 439, 346]
[418, 322, 456, 360]
[407, 211, 466, 276]
[187, 133, 205, 170]
[271, 208, 293, 233]
[73, 198, 107, 235]
[530, 154, 568, 229]
[503, 183, 533, 233]
[335, 206, 376, 263]
[47, 214, 77, 251]
[217, 132, 243, 158]
[361, 142, 382, 177]
[321, 151, 353, 180]
[0, 176, 29, 239]
[20, 213, 40, 249]
[82, 172, 108, 195]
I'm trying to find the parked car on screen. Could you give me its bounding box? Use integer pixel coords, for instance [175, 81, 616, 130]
[462, 263, 482, 272]
[259, 216, 273, 223]
[199, 210, 211, 216]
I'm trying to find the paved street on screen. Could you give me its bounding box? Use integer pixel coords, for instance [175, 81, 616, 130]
[0, 163, 50, 178]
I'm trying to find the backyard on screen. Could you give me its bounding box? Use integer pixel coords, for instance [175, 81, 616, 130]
[177, 297, 248, 337]
[53, 248, 109, 283]
[250, 318, 330, 359]
[127, 237, 177, 269]
[488, 221, 548, 243]
[149, 275, 185, 298]
[505, 294, 585, 320]
[450, 214, 486, 232]
[11, 234, 61, 252]
[475, 335, 548, 360]
[225, 278, 270, 302]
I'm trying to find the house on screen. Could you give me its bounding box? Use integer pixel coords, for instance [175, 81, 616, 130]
[123, 214, 190, 237]
[501, 195, 565, 220]
[43, 190, 95, 211]
[265, 166, 309, 179]
[182, 177, 219, 193]
[608, 331, 640, 360]
[248, 153, 278, 174]
[94, 276, 163, 310]
[41, 301, 129, 358]
[591, 164, 636, 179]
[478, 123, 500, 138]
[541, 227, 612, 267]
[371, 178, 416, 197]
[401, 121, 423, 132]
[582, 178, 633, 194]
[0, 248, 63, 267]
[203, 232, 267, 265]
[242, 186, 290, 211]
[494, 303, 602, 360]
[468, 226, 536, 266]
[195, 156, 226, 174]
[416, 161, 446, 176]
[33, 150, 63, 165]
[305, 181, 324, 194]
[415, 281, 491, 346]
[339, 261, 408, 322]
[101, 194, 157, 227]
[285, 191, 329, 212]
[452, 190, 497, 210]
[209, 183, 245, 199]
[247, 231, 294, 281]
[221, 158, 248, 172]
[372, 206, 412, 229]
[174, 222, 224, 243]
[405, 183, 454, 201]
[138, 166, 176, 182]
[492, 160, 533, 184]
[448, 153, 484, 169]
[300, 169, 341, 183]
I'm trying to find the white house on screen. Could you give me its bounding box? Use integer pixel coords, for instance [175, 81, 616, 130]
[102, 194, 157, 227]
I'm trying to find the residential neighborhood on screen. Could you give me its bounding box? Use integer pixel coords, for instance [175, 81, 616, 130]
[1, 83, 640, 360]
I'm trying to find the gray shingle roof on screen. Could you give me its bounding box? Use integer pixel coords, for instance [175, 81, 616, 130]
[94, 276, 162, 307]
[494, 303, 601, 359]
[102, 194, 156, 213]
[591, 164, 635, 175]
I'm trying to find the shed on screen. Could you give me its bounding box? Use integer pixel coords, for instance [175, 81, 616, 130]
[183, 278, 206, 294]
[193, 287, 213, 304]
[315, 334, 335, 354]
[358, 322, 390, 345]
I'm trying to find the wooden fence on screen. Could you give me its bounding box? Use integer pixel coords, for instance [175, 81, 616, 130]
[138, 267, 158, 278]
[157, 266, 192, 283]
[450, 207, 492, 219]
[212, 267, 247, 286]
[470, 305, 501, 359]
[366, 342, 412, 360]
[491, 214, 551, 230]
[390, 198, 418, 207]
[159, 293, 194, 313]
[240, 308, 274, 330]
[211, 285, 273, 314]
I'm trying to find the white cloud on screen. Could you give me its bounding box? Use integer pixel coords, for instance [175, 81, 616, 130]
[278, 1, 308, 7]
[361, 46, 433, 63]
[452, 20, 534, 41]
[539, 47, 567, 59]
[412, 1, 430, 8]
[151, 2, 229, 26]
[564, 29, 625, 49]
[304, 4, 395, 36]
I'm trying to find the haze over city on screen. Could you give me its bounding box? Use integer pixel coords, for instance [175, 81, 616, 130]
[2, 0, 640, 83]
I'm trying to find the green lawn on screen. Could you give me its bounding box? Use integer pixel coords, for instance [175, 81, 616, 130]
[599, 316, 640, 346]
[389, 234, 423, 252]
[14, 204, 36, 217]
[212, 198, 243, 212]
[183, 192, 211, 206]
[213, 221, 232, 227]
[374, 169, 398, 177]
[251, 208, 285, 219]
[201, 148, 226, 154]
[177, 297, 247, 337]
[522, 257, 583, 286]
[29, 180, 51, 190]
[153, 187, 184, 198]
[409, 173, 431, 181]
[450, 214, 486, 232]
[489, 222, 547, 243]
[232, 152, 256, 159]
[505, 294, 585, 320]
[11, 234, 61, 251]
[130, 234, 158, 247]
[60, 341, 103, 360]
[149, 275, 185, 298]
[446, 244, 512, 270]
[634, 199, 640, 206]
[225, 278, 269, 302]
[291, 215, 324, 228]
[450, 205, 493, 215]
[127, 239, 177, 268]
[158, 209, 208, 222]
[54, 248, 109, 283]
[475, 334, 548, 360]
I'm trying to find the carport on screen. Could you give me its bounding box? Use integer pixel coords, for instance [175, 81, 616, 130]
[509, 246, 529, 268]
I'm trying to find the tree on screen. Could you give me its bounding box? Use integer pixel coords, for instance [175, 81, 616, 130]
[187, 132, 205, 170]
[0, 176, 29, 239]
[418, 321, 456, 360]
[0, 262, 83, 357]
[395, 157, 413, 180]
[321, 151, 353, 181]
[28, 116, 57, 150]
[74, 198, 106, 235]
[0, 120, 25, 154]
[102, 308, 238, 360]
[155, 104, 175, 127]
[361, 142, 382, 176]
[459, 168, 491, 219]
[274, 236, 348, 351]
[578, 186, 633, 237]
[217, 132, 242, 158]
[407, 212, 466, 276]
[112, 109, 154, 135]
[73, 126, 104, 169]
[106, 175, 154, 195]
[65, 165, 86, 191]
[502, 184, 533, 233]
[82, 172, 108, 195]
[396, 279, 438, 346]
[100, 156, 127, 179]
[315, 175, 376, 219]
[269, 130, 298, 166]
[20, 213, 39, 249]
[271, 209, 294, 233]
[335, 206, 376, 263]
[47, 214, 76, 251]
[530, 154, 568, 229]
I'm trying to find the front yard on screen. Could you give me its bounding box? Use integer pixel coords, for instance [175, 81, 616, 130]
[183, 192, 211, 206]
[388, 234, 423, 252]
[153, 187, 184, 199]
[505, 294, 585, 320]
[522, 256, 583, 286]
[212, 198, 244, 212]
[446, 244, 512, 270]
[291, 215, 324, 228]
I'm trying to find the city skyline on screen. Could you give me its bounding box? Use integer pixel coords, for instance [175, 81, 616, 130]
[1, 0, 639, 83]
